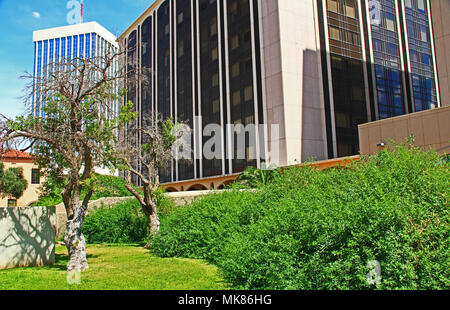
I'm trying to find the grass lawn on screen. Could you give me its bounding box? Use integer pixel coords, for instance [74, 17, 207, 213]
[0, 245, 230, 290]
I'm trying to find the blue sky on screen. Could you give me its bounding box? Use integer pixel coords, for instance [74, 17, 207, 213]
[0, 0, 153, 118]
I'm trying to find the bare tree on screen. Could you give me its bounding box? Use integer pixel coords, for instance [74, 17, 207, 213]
[116, 114, 188, 247]
[0, 51, 135, 271]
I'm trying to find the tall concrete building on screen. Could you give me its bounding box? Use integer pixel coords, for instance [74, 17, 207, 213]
[118, 0, 443, 184]
[32, 22, 119, 118]
[430, 0, 450, 107]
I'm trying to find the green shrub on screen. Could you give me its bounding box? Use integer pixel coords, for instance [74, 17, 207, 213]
[155, 188, 178, 218]
[82, 192, 177, 244]
[151, 144, 449, 289]
[83, 199, 148, 244]
[152, 190, 262, 261]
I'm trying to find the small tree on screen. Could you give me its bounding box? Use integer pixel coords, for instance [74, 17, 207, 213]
[0, 162, 28, 201]
[0, 52, 135, 271]
[236, 163, 280, 188]
[116, 115, 185, 247]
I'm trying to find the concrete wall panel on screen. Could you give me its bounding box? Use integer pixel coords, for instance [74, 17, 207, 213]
[0, 206, 55, 269]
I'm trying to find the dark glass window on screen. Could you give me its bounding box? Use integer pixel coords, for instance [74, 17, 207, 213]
[157, 1, 171, 183]
[404, 0, 437, 111]
[227, 0, 257, 172]
[369, 0, 406, 119]
[126, 30, 140, 185]
[176, 0, 194, 181]
[326, 0, 366, 156]
[331, 55, 367, 156]
[200, 0, 222, 177]
[141, 16, 153, 123]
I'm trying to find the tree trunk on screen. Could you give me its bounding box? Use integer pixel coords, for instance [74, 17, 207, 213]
[64, 198, 89, 271]
[148, 212, 160, 234]
[143, 205, 160, 249]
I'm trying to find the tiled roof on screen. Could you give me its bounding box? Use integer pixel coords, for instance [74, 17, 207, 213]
[0, 150, 34, 160]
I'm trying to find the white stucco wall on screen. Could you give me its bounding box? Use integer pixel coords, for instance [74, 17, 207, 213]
[0, 206, 56, 269]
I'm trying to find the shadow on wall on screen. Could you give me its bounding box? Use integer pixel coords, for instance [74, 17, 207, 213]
[301, 49, 328, 162]
[0, 207, 56, 269]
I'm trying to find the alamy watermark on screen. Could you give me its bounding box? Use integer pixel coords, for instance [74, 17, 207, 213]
[170, 118, 280, 170]
[366, 260, 382, 286]
[67, 270, 81, 285]
[66, 0, 83, 25]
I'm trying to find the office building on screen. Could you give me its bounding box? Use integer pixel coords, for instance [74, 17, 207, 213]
[118, 0, 443, 184]
[32, 22, 120, 117]
[430, 0, 450, 107]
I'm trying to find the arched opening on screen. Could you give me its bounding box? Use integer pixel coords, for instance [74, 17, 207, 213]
[217, 184, 226, 190]
[165, 187, 178, 193]
[217, 180, 234, 190]
[187, 184, 208, 191]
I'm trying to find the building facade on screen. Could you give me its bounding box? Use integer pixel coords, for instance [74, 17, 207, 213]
[119, 0, 443, 185]
[430, 0, 450, 107]
[359, 105, 450, 156]
[0, 150, 42, 207]
[32, 22, 120, 117]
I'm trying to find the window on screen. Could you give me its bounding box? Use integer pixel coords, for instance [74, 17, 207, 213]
[177, 12, 184, 24]
[211, 47, 218, 61]
[352, 87, 364, 101]
[231, 34, 239, 49]
[210, 17, 217, 36]
[420, 25, 428, 42]
[212, 73, 219, 87]
[329, 26, 340, 40]
[232, 62, 240, 77]
[164, 50, 170, 66]
[327, 0, 338, 12]
[178, 40, 184, 57]
[417, 0, 425, 12]
[8, 199, 17, 207]
[344, 0, 356, 18]
[244, 86, 253, 101]
[385, 12, 395, 32]
[31, 169, 40, 185]
[407, 21, 415, 38]
[338, 144, 352, 156]
[232, 90, 241, 106]
[388, 43, 398, 56]
[229, 1, 238, 14]
[335, 112, 350, 128]
[349, 32, 360, 45]
[422, 53, 431, 65]
[405, 0, 412, 8]
[212, 99, 220, 113]
[373, 39, 383, 52]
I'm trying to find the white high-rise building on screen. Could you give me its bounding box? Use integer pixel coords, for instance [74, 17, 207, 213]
[32, 21, 119, 117]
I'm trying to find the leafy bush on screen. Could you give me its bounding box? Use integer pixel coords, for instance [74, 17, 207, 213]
[152, 144, 449, 289]
[83, 199, 148, 244]
[0, 163, 28, 199]
[152, 190, 261, 261]
[82, 192, 177, 244]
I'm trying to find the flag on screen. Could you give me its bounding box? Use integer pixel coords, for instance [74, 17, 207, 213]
[81, 0, 84, 23]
